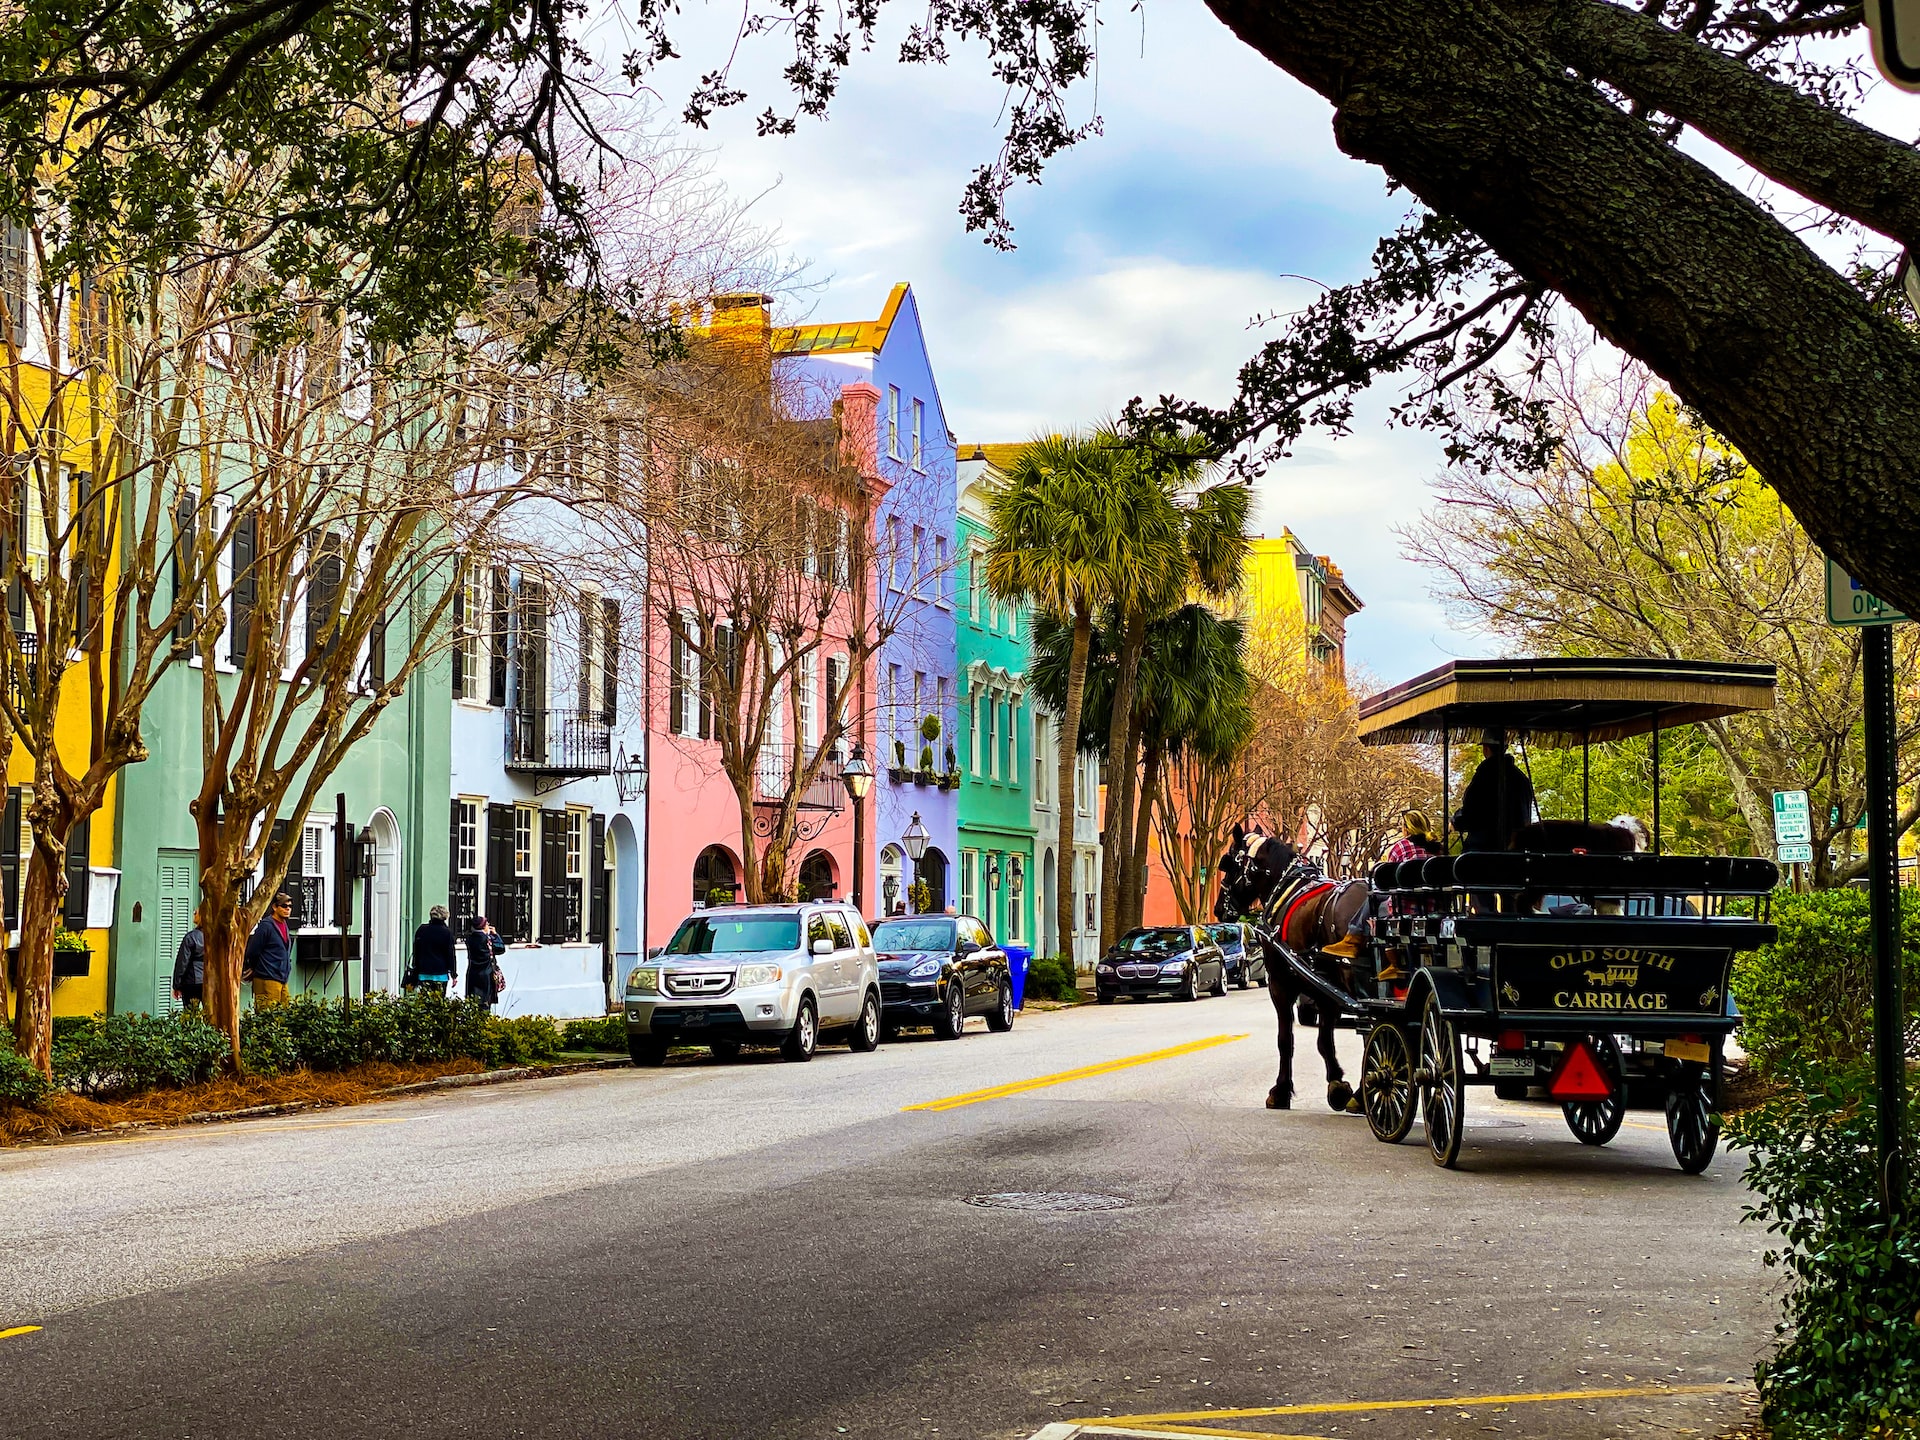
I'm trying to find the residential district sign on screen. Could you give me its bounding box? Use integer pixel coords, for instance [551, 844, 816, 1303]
[1868, 0, 1920, 90]
[1827, 559, 1908, 627]
[1774, 790, 1812, 867]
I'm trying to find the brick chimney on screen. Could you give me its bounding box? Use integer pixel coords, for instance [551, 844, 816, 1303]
[837, 381, 880, 478]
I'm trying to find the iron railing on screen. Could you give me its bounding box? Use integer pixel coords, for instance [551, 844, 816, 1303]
[752, 743, 845, 812]
[505, 707, 613, 775]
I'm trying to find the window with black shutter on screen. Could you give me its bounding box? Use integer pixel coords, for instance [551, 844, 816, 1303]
[484, 802, 519, 939]
[305, 533, 343, 662]
[450, 563, 465, 697]
[1, 786, 19, 933]
[588, 814, 608, 944]
[538, 809, 569, 942]
[172, 498, 196, 643]
[488, 565, 510, 706]
[601, 599, 619, 723]
[668, 625, 686, 736]
[279, 818, 303, 928]
[365, 605, 386, 688]
[577, 592, 596, 716]
[61, 816, 89, 929]
[229, 511, 257, 666]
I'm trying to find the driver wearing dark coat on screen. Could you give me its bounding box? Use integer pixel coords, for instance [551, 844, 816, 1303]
[1454, 730, 1535, 852]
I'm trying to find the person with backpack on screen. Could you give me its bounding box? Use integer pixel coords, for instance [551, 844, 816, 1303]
[409, 904, 459, 996]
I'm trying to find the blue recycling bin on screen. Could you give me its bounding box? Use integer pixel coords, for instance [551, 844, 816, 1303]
[1002, 945, 1033, 1009]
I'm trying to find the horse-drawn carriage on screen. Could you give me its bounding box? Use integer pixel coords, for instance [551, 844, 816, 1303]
[1220, 657, 1780, 1172]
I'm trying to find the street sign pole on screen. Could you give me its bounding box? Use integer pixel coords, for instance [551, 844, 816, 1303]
[1864, 623, 1907, 1215]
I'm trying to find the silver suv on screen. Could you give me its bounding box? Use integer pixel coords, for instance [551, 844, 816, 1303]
[624, 903, 882, 1065]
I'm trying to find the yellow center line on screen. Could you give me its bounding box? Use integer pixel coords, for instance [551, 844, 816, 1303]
[904, 1035, 1249, 1112]
[1087, 1381, 1741, 1426]
[0, 1326, 41, 1341]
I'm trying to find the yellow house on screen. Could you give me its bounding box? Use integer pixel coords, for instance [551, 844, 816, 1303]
[0, 227, 118, 1020]
[1229, 530, 1363, 677]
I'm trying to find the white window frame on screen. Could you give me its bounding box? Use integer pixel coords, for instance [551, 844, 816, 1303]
[301, 817, 335, 932]
[911, 525, 924, 594]
[887, 516, 904, 591]
[579, 585, 601, 715]
[1004, 697, 1017, 784]
[987, 690, 1001, 781]
[1006, 872, 1024, 943]
[672, 611, 702, 738]
[457, 562, 485, 701]
[886, 385, 900, 459]
[911, 399, 924, 470]
[934, 536, 950, 608]
[970, 688, 983, 776]
[959, 848, 978, 916]
[456, 799, 481, 875]
[966, 546, 981, 622]
[887, 663, 903, 763]
[798, 651, 819, 754]
[514, 805, 536, 878]
[566, 807, 588, 942]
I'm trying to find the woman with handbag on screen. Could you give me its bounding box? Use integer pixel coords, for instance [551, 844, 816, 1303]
[464, 914, 508, 1009]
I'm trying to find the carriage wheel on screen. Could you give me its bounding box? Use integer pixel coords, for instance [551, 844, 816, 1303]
[1561, 1034, 1626, 1147]
[1361, 1023, 1416, 1144]
[1666, 1062, 1720, 1174]
[1418, 999, 1464, 1169]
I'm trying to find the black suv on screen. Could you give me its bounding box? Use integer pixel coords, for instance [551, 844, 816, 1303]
[1096, 925, 1228, 1003]
[871, 914, 1014, 1039]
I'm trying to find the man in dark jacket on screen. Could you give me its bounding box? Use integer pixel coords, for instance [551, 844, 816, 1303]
[1454, 731, 1536, 852]
[411, 904, 458, 996]
[243, 891, 295, 1008]
[171, 907, 207, 1009]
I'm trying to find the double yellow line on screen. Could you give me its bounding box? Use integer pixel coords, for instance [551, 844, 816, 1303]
[905, 1034, 1248, 1112]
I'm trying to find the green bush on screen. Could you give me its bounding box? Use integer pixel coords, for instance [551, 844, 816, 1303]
[1024, 953, 1081, 1003]
[239, 1005, 300, 1076]
[1731, 887, 1920, 1077]
[562, 1013, 628, 1052]
[0, 1046, 50, 1107]
[51, 1011, 230, 1097]
[1728, 1062, 1920, 1438]
[479, 1014, 564, 1067]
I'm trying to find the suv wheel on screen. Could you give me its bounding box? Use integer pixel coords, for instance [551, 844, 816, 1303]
[629, 1035, 668, 1067]
[986, 980, 1014, 1032]
[848, 990, 881, 1052]
[1209, 963, 1228, 998]
[781, 997, 818, 1062]
[934, 982, 967, 1039]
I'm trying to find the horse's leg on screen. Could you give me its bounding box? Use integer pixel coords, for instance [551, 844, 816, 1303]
[1267, 968, 1295, 1110]
[1320, 1011, 1356, 1112]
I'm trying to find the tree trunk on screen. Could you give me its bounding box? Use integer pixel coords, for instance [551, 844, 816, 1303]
[1124, 731, 1164, 932]
[1098, 611, 1148, 951]
[1054, 605, 1093, 963]
[1205, 0, 1920, 617]
[11, 843, 62, 1075]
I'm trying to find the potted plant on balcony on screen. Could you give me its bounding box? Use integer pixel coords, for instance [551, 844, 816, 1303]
[51, 926, 91, 978]
[889, 737, 912, 783]
[938, 743, 961, 791]
[916, 714, 940, 785]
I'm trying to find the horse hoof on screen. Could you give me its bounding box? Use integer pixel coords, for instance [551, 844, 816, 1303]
[1327, 1080, 1354, 1113]
[1266, 1088, 1292, 1110]
[1344, 1096, 1364, 1115]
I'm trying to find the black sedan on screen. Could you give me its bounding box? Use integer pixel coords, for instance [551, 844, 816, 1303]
[1095, 926, 1228, 1003]
[871, 914, 1014, 1039]
[1206, 922, 1267, 989]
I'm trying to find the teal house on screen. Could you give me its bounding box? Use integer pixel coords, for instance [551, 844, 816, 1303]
[953, 446, 1038, 949]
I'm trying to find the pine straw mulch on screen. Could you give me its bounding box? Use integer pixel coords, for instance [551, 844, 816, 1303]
[0, 1058, 486, 1146]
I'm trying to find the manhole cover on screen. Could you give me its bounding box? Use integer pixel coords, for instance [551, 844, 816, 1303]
[963, 1191, 1131, 1212]
[1465, 1116, 1524, 1130]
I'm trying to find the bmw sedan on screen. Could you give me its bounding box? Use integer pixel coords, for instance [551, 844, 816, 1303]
[871, 914, 1014, 1039]
[1095, 926, 1228, 1004]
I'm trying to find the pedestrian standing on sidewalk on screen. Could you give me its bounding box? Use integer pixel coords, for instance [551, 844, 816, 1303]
[171, 906, 207, 1009]
[243, 891, 295, 1008]
[464, 914, 507, 1009]
[411, 904, 458, 996]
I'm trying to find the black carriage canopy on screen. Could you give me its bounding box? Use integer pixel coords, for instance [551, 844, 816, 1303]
[1355, 657, 1776, 748]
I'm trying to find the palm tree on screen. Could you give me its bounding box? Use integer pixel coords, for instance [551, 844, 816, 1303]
[983, 431, 1135, 962]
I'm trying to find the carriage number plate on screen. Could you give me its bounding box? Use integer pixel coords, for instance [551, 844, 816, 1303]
[1489, 1057, 1536, 1077]
[1666, 1039, 1710, 1063]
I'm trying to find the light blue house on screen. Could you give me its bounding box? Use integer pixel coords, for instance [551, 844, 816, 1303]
[776, 284, 959, 917]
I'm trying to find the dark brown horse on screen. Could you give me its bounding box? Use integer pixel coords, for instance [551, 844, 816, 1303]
[1214, 826, 1355, 1112]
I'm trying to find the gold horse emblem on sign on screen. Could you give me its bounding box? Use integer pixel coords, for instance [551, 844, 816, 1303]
[1582, 964, 1641, 988]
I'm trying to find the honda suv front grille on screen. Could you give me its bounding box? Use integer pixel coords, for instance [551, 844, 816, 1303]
[665, 970, 734, 998]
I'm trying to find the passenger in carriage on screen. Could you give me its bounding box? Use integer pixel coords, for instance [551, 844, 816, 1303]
[1453, 730, 1535, 853]
[1323, 811, 1441, 962]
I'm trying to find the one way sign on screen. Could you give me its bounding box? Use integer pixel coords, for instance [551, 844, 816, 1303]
[1868, 0, 1920, 90]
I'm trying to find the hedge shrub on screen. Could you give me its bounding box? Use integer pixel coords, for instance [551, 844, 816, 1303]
[561, 1013, 628, 1052]
[1728, 1061, 1920, 1438]
[51, 1010, 230, 1097]
[0, 1046, 50, 1107]
[1730, 887, 1920, 1077]
[1024, 953, 1081, 1003]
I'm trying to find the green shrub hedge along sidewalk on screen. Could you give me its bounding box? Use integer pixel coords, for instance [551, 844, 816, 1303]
[0, 993, 634, 1114]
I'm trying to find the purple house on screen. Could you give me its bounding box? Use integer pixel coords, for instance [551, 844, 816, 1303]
[775, 284, 960, 918]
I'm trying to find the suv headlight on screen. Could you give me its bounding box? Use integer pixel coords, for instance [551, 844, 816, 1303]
[908, 957, 941, 978]
[628, 966, 660, 994]
[1160, 958, 1188, 974]
[1096, 963, 1114, 974]
[735, 962, 783, 988]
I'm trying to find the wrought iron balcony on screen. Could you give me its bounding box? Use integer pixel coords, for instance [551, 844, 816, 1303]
[505, 707, 613, 777]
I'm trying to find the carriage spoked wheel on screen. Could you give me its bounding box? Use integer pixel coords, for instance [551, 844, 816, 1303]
[1360, 1023, 1417, 1145]
[1666, 1061, 1721, 1174]
[1418, 999, 1465, 1169]
[1561, 1033, 1627, 1147]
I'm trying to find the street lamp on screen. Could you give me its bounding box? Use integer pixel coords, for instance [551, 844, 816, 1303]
[903, 810, 929, 912]
[840, 744, 873, 915]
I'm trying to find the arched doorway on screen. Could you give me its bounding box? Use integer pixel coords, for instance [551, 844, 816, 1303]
[367, 808, 402, 994]
[798, 849, 838, 900]
[920, 846, 949, 913]
[693, 844, 739, 908]
[879, 845, 904, 915]
[610, 814, 640, 976]
[1041, 847, 1057, 956]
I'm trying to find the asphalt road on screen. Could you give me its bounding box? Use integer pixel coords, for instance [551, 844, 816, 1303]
[0, 990, 1773, 1439]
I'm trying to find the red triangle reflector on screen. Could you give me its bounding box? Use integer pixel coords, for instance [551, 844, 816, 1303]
[1550, 1042, 1613, 1102]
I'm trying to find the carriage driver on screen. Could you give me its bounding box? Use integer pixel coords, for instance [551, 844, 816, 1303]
[1454, 729, 1535, 852]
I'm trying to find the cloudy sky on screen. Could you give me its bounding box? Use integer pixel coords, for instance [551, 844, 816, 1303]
[597, 1, 1902, 685]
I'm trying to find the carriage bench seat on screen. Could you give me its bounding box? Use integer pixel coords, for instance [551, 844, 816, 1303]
[1373, 850, 1777, 899]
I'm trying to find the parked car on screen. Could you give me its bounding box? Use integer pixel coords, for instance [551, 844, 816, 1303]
[1095, 926, 1228, 1003]
[870, 913, 1014, 1038]
[1206, 921, 1267, 989]
[624, 903, 881, 1065]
